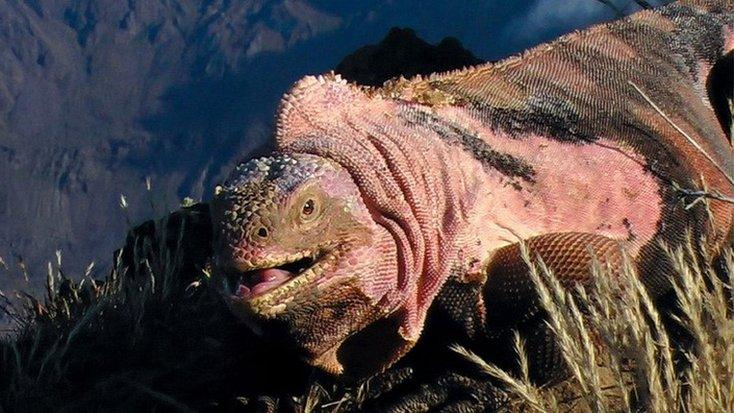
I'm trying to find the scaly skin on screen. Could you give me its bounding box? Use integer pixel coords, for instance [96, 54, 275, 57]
[211, 0, 734, 378]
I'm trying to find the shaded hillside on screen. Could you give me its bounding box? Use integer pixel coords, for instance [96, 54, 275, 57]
[0, 0, 344, 292]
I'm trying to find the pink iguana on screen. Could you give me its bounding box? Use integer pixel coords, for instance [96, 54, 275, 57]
[210, 0, 734, 380]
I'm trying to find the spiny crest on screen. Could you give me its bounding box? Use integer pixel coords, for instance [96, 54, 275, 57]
[226, 155, 300, 187]
[223, 154, 336, 193]
[274, 72, 375, 147]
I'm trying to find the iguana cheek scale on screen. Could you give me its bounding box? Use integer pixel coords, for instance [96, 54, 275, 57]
[211, 0, 733, 378]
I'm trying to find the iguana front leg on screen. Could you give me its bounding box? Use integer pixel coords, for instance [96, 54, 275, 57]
[481, 232, 623, 384]
[366, 232, 626, 412]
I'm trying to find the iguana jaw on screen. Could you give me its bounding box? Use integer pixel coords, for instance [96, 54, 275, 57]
[224, 245, 342, 317]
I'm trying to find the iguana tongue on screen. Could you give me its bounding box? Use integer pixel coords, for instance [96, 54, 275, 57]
[248, 268, 293, 296]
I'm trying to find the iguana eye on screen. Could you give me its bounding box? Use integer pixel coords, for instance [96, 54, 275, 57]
[302, 199, 315, 216]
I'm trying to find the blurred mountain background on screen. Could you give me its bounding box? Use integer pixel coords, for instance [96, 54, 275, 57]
[0, 0, 667, 294]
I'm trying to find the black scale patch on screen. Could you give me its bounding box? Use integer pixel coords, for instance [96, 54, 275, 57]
[399, 107, 536, 185]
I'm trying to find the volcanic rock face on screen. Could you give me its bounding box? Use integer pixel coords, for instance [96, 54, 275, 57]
[0, 0, 342, 289]
[335, 27, 482, 86]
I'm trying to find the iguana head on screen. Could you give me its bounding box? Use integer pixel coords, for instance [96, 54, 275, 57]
[212, 75, 475, 376]
[211, 153, 403, 375]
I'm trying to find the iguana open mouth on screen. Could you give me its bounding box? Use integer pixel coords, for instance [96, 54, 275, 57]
[223, 246, 346, 316]
[228, 253, 318, 299]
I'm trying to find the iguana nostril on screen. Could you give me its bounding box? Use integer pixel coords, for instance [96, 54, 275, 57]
[258, 227, 268, 238]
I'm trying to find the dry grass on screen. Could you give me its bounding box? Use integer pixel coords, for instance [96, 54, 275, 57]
[453, 236, 733, 413]
[0, 199, 731, 412]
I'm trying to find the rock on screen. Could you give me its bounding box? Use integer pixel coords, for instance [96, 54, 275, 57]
[335, 27, 483, 87]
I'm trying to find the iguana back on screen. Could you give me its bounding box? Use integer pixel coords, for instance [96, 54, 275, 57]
[367, 0, 734, 296]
